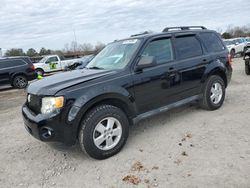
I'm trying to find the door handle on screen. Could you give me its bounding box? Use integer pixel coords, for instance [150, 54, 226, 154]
[167, 67, 177, 78]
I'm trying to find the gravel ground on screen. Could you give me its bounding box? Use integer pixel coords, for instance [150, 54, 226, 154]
[0, 58, 250, 188]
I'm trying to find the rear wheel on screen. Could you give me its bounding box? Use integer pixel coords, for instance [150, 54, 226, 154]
[12, 75, 28, 89]
[230, 49, 235, 58]
[245, 65, 250, 75]
[78, 104, 129, 160]
[199, 75, 225, 110]
[36, 69, 44, 76]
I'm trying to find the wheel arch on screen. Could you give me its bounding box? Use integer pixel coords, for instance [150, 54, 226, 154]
[68, 92, 137, 142]
[10, 72, 27, 83]
[35, 68, 44, 74]
[205, 67, 228, 88]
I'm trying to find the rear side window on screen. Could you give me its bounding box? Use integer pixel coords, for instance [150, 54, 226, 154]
[142, 38, 173, 64]
[199, 32, 225, 53]
[0, 59, 26, 69]
[174, 35, 203, 59]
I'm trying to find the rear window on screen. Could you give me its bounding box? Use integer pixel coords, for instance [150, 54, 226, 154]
[199, 32, 225, 52]
[0, 59, 26, 69]
[174, 35, 203, 59]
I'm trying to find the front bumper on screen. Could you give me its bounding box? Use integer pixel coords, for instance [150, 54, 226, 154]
[22, 104, 78, 145]
[27, 72, 37, 81]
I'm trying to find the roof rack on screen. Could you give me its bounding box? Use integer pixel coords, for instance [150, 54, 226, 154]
[162, 26, 207, 32]
[130, 31, 151, 37]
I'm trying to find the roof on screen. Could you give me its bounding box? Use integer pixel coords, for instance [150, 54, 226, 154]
[119, 26, 214, 42]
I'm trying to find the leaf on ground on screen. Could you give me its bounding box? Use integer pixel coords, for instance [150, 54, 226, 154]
[181, 137, 186, 142]
[186, 133, 192, 138]
[174, 159, 182, 165]
[152, 166, 159, 170]
[122, 175, 141, 185]
[144, 179, 150, 184]
[181, 151, 188, 156]
[131, 161, 145, 172]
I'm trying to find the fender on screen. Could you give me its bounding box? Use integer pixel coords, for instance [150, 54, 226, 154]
[67, 85, 137, 123]
[10, 71, 27, 81]
[201, 59, 227, 86]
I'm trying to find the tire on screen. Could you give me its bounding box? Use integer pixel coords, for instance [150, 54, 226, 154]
[230, 49, 235, 58]
[36, 69, 44, 76]
[245, 65, 250, 75]
[199, 75, 225, 110]
[78, 104, 129, 160]
[12, 75, 28, 89]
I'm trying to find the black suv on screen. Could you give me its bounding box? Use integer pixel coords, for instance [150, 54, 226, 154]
[0, 57, 37, 88]
[22, 26, 232, 159]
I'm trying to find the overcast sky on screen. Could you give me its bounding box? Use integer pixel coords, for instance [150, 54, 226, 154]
[0, 0, 249, 52]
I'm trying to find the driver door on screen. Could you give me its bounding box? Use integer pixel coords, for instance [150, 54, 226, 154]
[44, 56, 60, 72]
[132, 36, 182, 114]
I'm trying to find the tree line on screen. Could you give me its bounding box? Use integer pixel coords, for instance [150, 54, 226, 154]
[221, 25, 250, 39]
[4, 25, 250, 57]
[4, 42, 105, 57]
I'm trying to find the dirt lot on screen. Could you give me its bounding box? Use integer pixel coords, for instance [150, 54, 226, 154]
[0, 58, 250, 188]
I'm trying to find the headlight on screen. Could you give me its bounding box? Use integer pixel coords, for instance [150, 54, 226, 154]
[41, 96, 64, 114]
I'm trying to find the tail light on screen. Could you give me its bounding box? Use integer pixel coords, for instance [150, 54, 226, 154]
[31, 64, 35, 71]
[227, 54, 232, 66]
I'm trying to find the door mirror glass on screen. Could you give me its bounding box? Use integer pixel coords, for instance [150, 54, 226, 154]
[136, 56, 156, 71]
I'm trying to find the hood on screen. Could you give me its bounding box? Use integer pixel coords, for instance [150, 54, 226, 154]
[226, 45, 234, 50]
[27, 69, 114, 95]
[34, 63, 44, 68]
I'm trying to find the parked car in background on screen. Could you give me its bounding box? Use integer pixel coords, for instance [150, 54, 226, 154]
[223, 38, 246, 57]
[246, 37, 250, 44]
[65, 54, 95, 71]
[22, 26, 232, 159]
[244, 44, 250, 75]
[0, 56, 37, 89]
[34, 55, 81, 75]
[223, 40, 237, 57]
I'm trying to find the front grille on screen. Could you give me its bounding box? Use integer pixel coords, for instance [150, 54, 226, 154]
[27, 94, 41, 114]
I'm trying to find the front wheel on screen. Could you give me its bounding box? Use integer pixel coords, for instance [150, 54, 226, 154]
[12, 75, 28, 89]
[78, 105, 129, 160]
[245, 65, 250, 75]
[36, 69, 44, 76]
[199, 75, 225, 110]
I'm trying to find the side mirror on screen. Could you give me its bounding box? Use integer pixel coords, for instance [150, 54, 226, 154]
[135, 56, 156, 71]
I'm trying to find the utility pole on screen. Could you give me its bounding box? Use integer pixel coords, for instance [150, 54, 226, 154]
[73, 29, 77, 53]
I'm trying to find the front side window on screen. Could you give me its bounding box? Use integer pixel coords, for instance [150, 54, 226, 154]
[199, 32, 225, 52]
[0, 60, 26, 69]
[46, 57, 58, 63]
[174, 35, 203, 59]
[142, 38, 173, 64]
[86, 39, 141, 70]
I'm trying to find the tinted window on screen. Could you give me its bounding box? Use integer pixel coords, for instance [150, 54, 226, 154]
[142, 38, 173, 64]
[0, 59, 26, 69]
[174, 36, 203, 59]
[199, 32, 225, 52]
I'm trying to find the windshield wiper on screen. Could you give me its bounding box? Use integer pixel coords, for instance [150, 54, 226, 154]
[87, 66, 104, 70]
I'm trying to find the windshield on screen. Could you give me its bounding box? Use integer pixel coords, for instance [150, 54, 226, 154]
[223, 40, 234, 45]
[38, 57, 48, 64]
[86, 39, 141, 70]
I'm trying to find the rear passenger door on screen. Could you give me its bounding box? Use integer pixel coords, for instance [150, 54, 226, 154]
[0, 60, 10, 84]
[172, 33, 207, 99]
